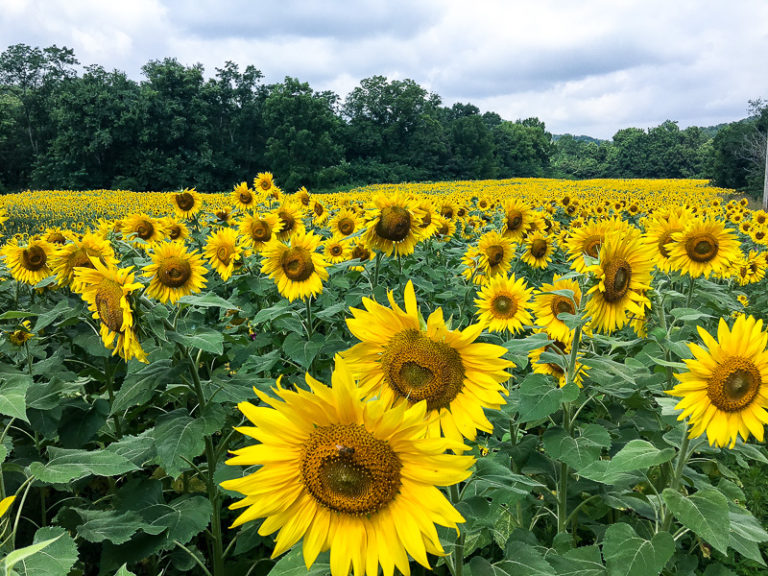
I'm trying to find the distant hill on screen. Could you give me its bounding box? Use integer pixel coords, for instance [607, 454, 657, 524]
[552, 134, 608, 144]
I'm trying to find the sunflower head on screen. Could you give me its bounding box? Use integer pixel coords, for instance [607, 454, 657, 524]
[171, 188, 202, 218]
[363, 193, 424, 257]
[232, 182, 258, 210]
[260, 231, 329, 301]
[0, 238, 54, 285]
[475, 273, 534, 334]
[143, 242, 208, 304]
[667, 217, 740, 278]
[204, 227, 242, 281]
[668, 315, 768, 448]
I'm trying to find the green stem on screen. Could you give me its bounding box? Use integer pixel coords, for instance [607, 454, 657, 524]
[661, 430, 692, 532]
[449, 484, 464, 576]
[373, 252, 381, 288]
[557, 403, 572, 534]
[104, 359, 122, 438]
[655, 292, 674, 388]
[304, 296, 313, 339]
[685, 275, 696, 308]
[186, 350, 224, 576]
[24, 341, 33, 376]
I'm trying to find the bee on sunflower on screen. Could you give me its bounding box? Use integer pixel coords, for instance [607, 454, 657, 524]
[474, 273, 533, 334]
[667, 315, 768, 448]
[220, 357, 473, 576]
[170, 188, 203, 219]
[343, 281, 513, 444]
[1, 237, 54, 285]
[143, 242, 208, 304]
[204, 227, 242, 281]
[260, 231, 329, 302]
[73, 258, 146, 362]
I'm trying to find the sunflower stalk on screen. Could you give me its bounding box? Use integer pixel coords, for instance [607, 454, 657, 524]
[685, 275, 696, 308]
[185, 347, 225, 576]
[448, 483, 465, 576]
[661, 429, 693, 533]
[304, 296, 314, 339]
[654, 292, 675, 388]
[103, 358, 122, 438]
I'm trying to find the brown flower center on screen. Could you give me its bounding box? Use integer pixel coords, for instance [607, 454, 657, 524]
[314, 203, 324, 216]
[22, 245, 47, 271]
[440, 206, 454, 219]
[249, 220, 272, 242]
[658, 231, 675, 259]
[95, 279, 125, 333]
[380, 329, 465, 410]
[158, 257, 192, 288]
[47, 232, 66, 244]
[279, 210, 296, 234]
[551, 296, 575, 318]
[376, 206, 412, 242]
[301, 424, 401, 515]
[583, 235, 602, 258]
[530, 238, 548, 259]
[330, 245, 343, 257]
[337, 218, 355, 236]
[239, 190, 254, 205]
[136, 220, 155, 241]
[491, 294, 518, 318]
[351, 245, 370, 261]
[685, 233, 719, 263]
[281, 247, 315, 281]
[486, 245, 505, 267]
[216, 244, 234, 265]
[259, 178, 272, 191]
[175, 192, 195, 212]
[707, 357, 762, 412]
[602, 258, 631, 303]
[419, 211, 432, 228]
[168, 225, 183, 240]
[506, 210, 523, 232]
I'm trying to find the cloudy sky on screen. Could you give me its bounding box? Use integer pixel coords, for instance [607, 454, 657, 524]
[3, 0, 768, 138]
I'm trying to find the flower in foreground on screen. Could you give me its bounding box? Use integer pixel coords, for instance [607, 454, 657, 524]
[667, 315, 768, 448]
[221, 358, 473, 576]
[261, 231, 329, 302]
[1, 237, 54, 285]
[343, 281, 513, 443]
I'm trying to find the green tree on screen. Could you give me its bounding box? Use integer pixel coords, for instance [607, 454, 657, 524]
[492, 118, 552, 177]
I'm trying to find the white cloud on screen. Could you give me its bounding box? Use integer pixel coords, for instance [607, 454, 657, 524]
[1, 0, 767, 138]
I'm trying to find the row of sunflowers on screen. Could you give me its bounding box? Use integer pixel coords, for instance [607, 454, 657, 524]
[0, 176, 767, 576]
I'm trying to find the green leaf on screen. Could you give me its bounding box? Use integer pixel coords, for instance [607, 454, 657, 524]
[268, 546, 330, 575]
[152, 409, 206, 479]
[0, 535, 62, 575]
[608, 440, 676, 473]
[112, 565, 137, 576]
[143, 495, 212, 548]
[28, 447, 138, 484]
[168, 328, 224, 355]
[671, 308, 712, 322]
[178, 292, 241, 310]
[253, 300, 296, 324]
[282, 333, 323, 370]
[76, 509, 164, 545]
[728, 509, 768, 565]
[105, 431, 157, 467]
[662, 488, 730, 554]
[543, 428, 604, 471]
[110, 360, 175, 416]
[0, 374, 30, 423]
[0, 310, 38, 321]
[517, 373, 578, 422]
[548, 545, 607, 576]
[496, 541, 554, 575]
[16, 526, 78, 576]
[313, 302, 348, 320]
[602, 523, 674, 576]
[26, 378, 85, 410]
[33, 300, 74, 332]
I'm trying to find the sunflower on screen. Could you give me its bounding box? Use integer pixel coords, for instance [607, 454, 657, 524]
[565, 219, 610, 273]
[0, 237, 54, 285]
[348, 239, 375, 272]
[531, 275, 582, 344]
[363, 193, 425, 257]
[295, 186, 311, 208]
[221, 357, 472, 576]
[171, 188, 203, 218]
[143, 242, 208, 304]
[413, 200, 439, 239]
[273, 202, 306, 242]
[475, 230, 516, 283]
[327, 208, 362, 238]
[584, 230, 653, 334]
[121, 214, 164, 247]
[254, 172, 277, 197]
[666, 217, 741, 278]
[43, 227, 70, 245]
[501, 199, 534, 241]
[51, 232, 117, 288]
[8, 321, 34, 346]
[643, 211, 686, 273]
[312, 199, 329, 225]
[433, 214, 456, 242]
[474, 273, 533, 334]
[261, 231, 329, 302]
[232, 182, 259, 211]
[238, 213, 283, 252]
[529, 336, 588, 388]
[74, 258, 147, 362]
[161, 217, 189, 242]
[343, 281, 513, 444]
[204, 227, 242, 281]
[323, 236, 352, 264]
[734, 250, 767, 286]
[521, 232, 554, 269]
[667, 315, 768, 448]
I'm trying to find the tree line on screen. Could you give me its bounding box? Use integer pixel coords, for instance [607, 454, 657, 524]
[0, 44, 766, 195]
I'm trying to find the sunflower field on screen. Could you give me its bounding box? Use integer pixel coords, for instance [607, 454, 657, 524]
[1, 177, 768, 576]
